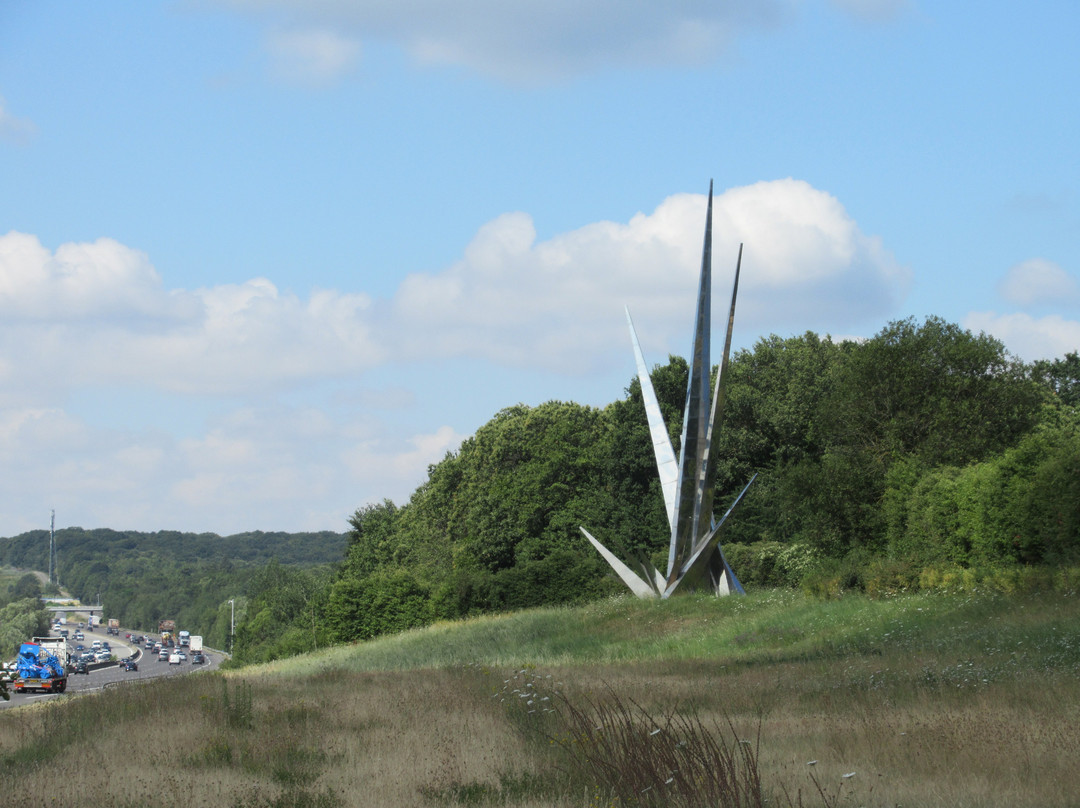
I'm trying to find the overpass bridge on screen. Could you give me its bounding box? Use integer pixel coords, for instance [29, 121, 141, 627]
[42, 600, 104, 622]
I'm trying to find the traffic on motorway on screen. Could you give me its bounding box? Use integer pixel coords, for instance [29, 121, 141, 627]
[2, 617, 223, 710]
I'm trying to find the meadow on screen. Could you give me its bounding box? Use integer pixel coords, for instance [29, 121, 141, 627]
[2, 587, 1079, 807]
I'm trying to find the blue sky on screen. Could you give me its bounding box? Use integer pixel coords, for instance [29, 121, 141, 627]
[0, 0, 1077, 536]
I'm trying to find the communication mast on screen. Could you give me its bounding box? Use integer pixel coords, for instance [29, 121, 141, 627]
[49, 510, 56, 586]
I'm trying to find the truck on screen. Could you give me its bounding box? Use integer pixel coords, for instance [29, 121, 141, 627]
[159, 619, 176, 646]
[107, 618, 120, 635]
[189, 635, 203, 652]
[13, 638, 68, 694]
[178, 630, 190, 647]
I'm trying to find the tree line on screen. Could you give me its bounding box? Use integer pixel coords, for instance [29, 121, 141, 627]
[231, 316, 1079, 663]
[0, 573, 52, 664]
[0, 529, 345, 651]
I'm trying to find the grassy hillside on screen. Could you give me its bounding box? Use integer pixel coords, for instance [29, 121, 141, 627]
[3, 587, 1080, 807]
[254, 583, 1080, 676]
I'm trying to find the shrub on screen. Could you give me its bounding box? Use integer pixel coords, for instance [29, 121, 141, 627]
[725, 542, 820, 589]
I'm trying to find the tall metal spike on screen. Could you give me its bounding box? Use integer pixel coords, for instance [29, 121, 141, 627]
[626, 307, 679, 532]
[698, 243, 743, 529]
[581, 181, 755, 598]
[667, 181, 714, 585]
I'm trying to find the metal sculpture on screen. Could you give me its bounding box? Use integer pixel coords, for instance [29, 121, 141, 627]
[581, 182, 755, 597]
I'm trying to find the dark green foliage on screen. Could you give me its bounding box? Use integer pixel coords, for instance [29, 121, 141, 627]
[749, 317, 1046, 556]
[285, 317, 1073, 653]
[448, 402, 612, 573]
[342, 500, 400, 579]
[232, 561, 332, 663]
[0, 527, 344, 650]
[0, 597, 51, 659]
[326, 567, 432, 642]
[11, 573, 42, 600]
[1033, 350, 1080, 408]
[8, 315, 1066, 661]
[823, 316, 1043, 467]
[884, 419, 1080, 567]
[316, 400, 629, 646]
[722, 542, 820, 589]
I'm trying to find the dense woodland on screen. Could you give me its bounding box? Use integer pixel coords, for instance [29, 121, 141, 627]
[2, 316, 1077, 666]
[234, 316, 1079, 663]
[0, 572, 52, 661]
[0, 529, 345, 651]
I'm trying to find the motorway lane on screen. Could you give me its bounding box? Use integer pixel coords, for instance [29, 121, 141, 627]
[2, 625, 224, 711]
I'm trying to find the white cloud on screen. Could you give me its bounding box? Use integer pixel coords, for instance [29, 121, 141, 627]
[964, 311, 1080, 362]
[0, 179, 907, 534]
[1, 181, 904, 390]
[216, 0, 790, 82]
[0, 231, 381, 396]
[391, 179, 909, 371]
[998, 258, 1079, 308]
[266, 28, 361, 85]
[0, 231, 180, 320]
[0, 95, 38, 145]
[342, 424, 466, 486]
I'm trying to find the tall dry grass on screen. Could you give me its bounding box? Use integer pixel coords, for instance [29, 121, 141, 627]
[2, 590, 1080, 806]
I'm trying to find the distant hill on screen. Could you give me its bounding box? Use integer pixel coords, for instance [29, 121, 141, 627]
[0, 527, 347, 644]
[0, 527, 347, 570]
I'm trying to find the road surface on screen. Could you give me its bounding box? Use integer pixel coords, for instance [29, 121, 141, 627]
[2, 623, 224, 711]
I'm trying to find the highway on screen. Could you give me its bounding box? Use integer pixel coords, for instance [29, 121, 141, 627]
[2, 623, 225, 711]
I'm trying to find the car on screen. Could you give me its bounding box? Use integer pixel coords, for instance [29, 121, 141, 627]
[74, 631, 84, 641]
[175, 649, 187, 661]
[121, 659, 138, 671]
[101, 642, 111, 651]
[94, 650, 111, 662]
[168, 652, 181, 665]
[91, 640, 102, 650]
[74, 644, 85, 652]
[191, 652, 206, 665]
[157, 649, 170, 661]
[59, 629, 69, 637]
[72, 659, 90, 674]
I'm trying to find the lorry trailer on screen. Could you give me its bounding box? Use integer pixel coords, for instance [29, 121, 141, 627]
[13, 639, 68, 694]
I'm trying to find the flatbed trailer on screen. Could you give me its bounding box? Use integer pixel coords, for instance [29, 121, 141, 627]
[13, 639, 68, 693]
[14, 674, 68, 693]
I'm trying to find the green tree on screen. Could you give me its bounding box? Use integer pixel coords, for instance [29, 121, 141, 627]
[0, 598, 50, 659]
[823, 316, 1043, 468]
[1033, 351, 1080, 408]
[778, 317, 1046, 555]
[11, 573, 42, 601]
[326, 568, 432, 642]
[342, 500, 401, 579]
[715, 332, 851, 546]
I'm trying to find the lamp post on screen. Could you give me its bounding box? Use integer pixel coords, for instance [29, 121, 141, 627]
[228, 599, 234, 654]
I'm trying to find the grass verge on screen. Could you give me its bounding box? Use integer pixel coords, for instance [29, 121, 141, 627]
[1, 588, 1078, 806]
